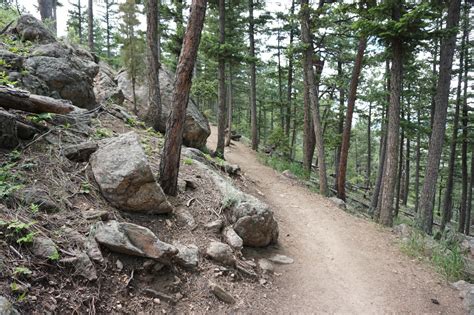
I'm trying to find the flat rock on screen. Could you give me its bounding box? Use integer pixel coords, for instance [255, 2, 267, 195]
[269, 254, 294, 265]
[63, 142, 98, 162]
[209, 283, 236, 304]
[258, 258, 274, 273]
[223, 226, 243, 250]
[204, 219, 224, 234]
[32, 237, 58, 259]
[206, 241, 235, 266]
[93, 220, 177, 263]
[174, 242, 199, 269]
[90, 132, 172, 214]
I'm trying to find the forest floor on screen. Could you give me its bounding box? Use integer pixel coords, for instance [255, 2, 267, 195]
[208, 126, 464, 314]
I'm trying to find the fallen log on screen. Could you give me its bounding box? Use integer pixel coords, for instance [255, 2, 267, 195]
[0, 85, 76, 114]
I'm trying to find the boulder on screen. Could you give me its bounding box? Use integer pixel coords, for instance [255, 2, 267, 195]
[9, 15, 56, 43]
[90, 132, 172, 214]
[282, 170, 297, 180]
[174, 243, 199, 269]
[185, 155, 278, 247]
[94, 62, 124, 105]
[93, 220, 178, 262]
[223, 226, 243, 250]
[32, 237, 58, 259]
[393, 223, 413, 240]
[174, 206, 196, 228]
[24, 42, 99, 109]
[206, 241, 235, 266]
[63, 142, 98, 162]
[0, 296, 19, 315]
[116, 69, 210, 149]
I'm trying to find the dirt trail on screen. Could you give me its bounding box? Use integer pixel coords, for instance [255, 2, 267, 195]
[208, 128, 464, 314]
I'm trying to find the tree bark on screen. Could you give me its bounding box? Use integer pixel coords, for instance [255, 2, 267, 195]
[225, 64, 233, 146]
[440, 29, 464, 230]
[145, 0, 163, 133]
[300, 0, 328, 196]
[378, 0, 403, 227]
[0, 86, 76, 114]
[415, 107, 421, 212]
[159, 0, 207, 196]
[367, 102, 372, 189]
[215, 0, 226, 158]
[285, 0, 295, 139]
[336, 36, 367, 200]
[460, 11, 469, 233]
[249, 0, 258, 151]
[88, 0, 94, 52]
[417, 0, 461, 234]
[403, 99, 410, 206]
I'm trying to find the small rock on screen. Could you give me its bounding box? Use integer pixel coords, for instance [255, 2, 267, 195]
[224, 164, 240, 176]
[174, 243, 199, 269]
[174, 207, 195, 228]
[206, 241, 235, 266]
[185, 179, 198, 190]
[116, 259, 124, 271]
[177, 179, 187, 192]
[204, 219, 224, 234]
[32, 237, 58, 260]
[85, 234, 104, 263]
[82, 209, 109, 220]
[144, 289, 175, 303]
[209, 283, 236, 304]
[236, 259, 258, 277]
[282, 170, 297, 180]
[153, 298, 161, 304]
[61, 252, 97, 281]
[329, 196, 346, 210]
[63, 142, 98, 162]
[0, 296, 19, 315]
[269, 254, 294, 265]
[13, 187, 60, 213]
[393, 223, 412, 239]
[153, 262, 165, 273]
[258, 258, 274, 273]
[223, 226, 243, 250]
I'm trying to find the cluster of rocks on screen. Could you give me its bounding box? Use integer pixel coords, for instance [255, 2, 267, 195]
[1, 15, 210, 149]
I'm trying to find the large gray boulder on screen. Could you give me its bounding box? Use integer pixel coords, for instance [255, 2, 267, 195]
[90, 132, 173, 214]
[116, 70, 210, 149]
[94, 62, 124, 105]
[93, 220, 178, 262]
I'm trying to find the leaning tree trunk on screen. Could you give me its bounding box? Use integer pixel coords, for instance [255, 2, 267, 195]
[417, 0, 461, 234]
[336, 36, 367, 201]
[145, 0, 163, 132]
[215, 0, 226, 158]
[378, 0, 403, 227]
[301, 0, 328, 196]
[159, 0, 207, 196]
[0, 86, 76, 114]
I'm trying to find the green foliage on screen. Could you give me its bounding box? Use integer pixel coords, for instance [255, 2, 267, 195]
[93, 128, 113, 139]
[259, 154, 310, 180]
[267, 128, 291, 157]
[48, 250, 60, 261]
[27, 113, 54, 124]
[0, 162, 23, 199]
[400, 230, 426, 259]
[0, 219, 36, 245]
[0, 70, 16, 86]
[0, 6, 18, 28]
[183, 158, 194, 166]
[431, 241, 464, 281]
[80, 181, 91, 194]
[13, 266, 32, 277]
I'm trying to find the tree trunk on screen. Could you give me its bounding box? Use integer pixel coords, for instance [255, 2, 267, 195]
[415, 107, 421, 212]
[460, 12, 469, 233]
[105, 0, 111, 58]
[78, 0, 83, 44]
[378, 0, 403, 227]
[88, 0, 94, 52]
[249, 0, 258, 151]
[215, 0, 226, 158]
[334, 60, 344, 190]
[159, 0, 207, 196]
[285, 0, 295, 139]
[395, 123, 404, 218]
[38, 0, 56, 34]
[225, 64, 233, 146]
[417, 0, 461, 234]
[403, 99, 410, 206]
[145, 0, 163, 133]
[467, 147, 474, 235]
[336, 36, 367, 200]
[367, 102, 372, 189]
[441, 31, 464, 230]
[301, 0, 328, 196]
[0, 86, 76, 114]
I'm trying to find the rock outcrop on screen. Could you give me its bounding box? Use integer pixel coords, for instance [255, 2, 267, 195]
[4, 15, 98, 109]
[90, 132, 173, 214]
[94, 62, 124, 105]
[116, 69, 210, 149]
